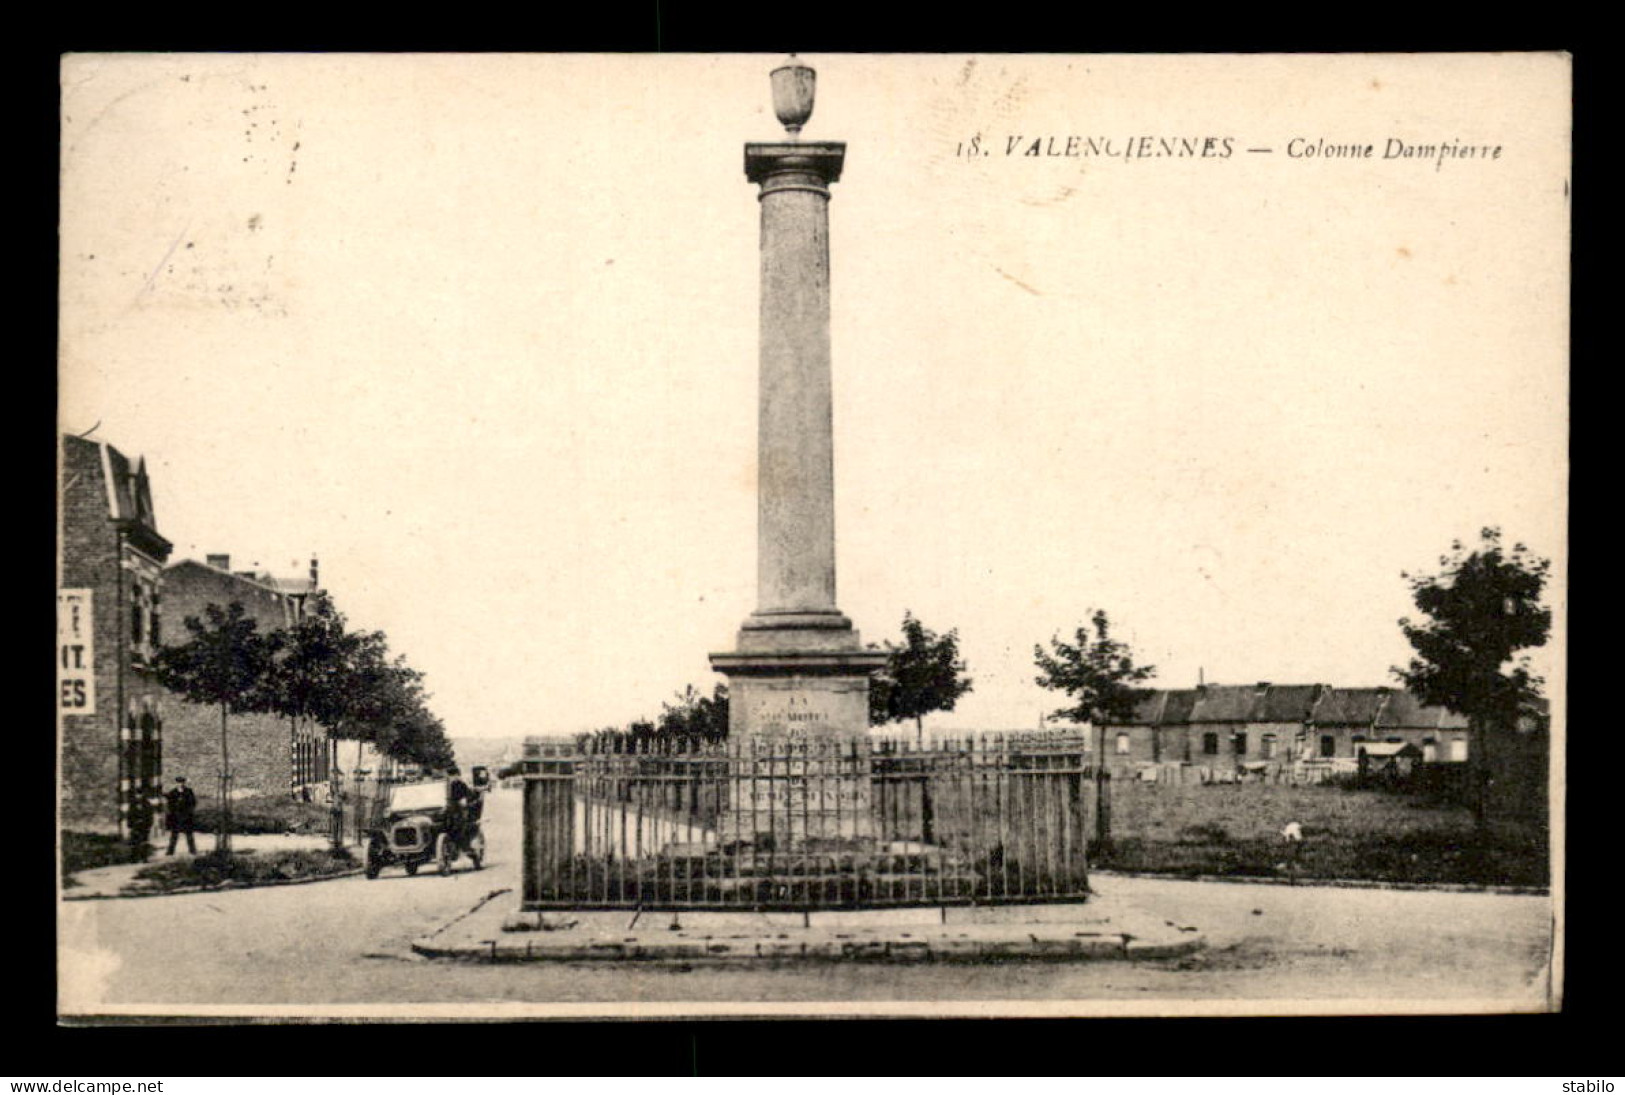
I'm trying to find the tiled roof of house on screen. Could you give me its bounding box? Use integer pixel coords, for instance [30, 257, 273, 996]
[1105, 688, 1199, 726]
[1312, 687, 1391, 726]
[1117, 690, 1169, 726]
[1377, 691, 1469, 730]
[1161, 689, 1200, 725]
[1188, 684, 1268, 723]
[1100, 683, 1486, 731]
[1258, 684, 1325, 722]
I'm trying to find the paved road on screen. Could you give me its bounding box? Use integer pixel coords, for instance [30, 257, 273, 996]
[60, 788, 1555, 1014]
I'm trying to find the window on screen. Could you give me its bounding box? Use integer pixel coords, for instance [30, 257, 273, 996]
[1232, 732, 1247, 756]
[1262, 734, 1276, 759]
[1319, 734, 1336, 758]
[1203, 732, 1219, 755]
[1449, 737, 1467, 761]
[1115, 733, 1131, 755]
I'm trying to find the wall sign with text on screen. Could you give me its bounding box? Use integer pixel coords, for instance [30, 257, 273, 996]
[58, 589, 95, 714]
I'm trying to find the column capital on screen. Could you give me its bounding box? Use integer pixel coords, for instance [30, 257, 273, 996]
[745, 141, 846, 188]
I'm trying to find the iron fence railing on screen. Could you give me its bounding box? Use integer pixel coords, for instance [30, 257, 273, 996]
[521, 734, 1093, 911]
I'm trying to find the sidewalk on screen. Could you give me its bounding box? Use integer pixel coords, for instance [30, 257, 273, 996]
[62, 833, 347, 899]
[413, 890, 1206, 964]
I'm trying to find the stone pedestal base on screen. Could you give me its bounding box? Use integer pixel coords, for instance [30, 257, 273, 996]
[710, 638, 886, 847]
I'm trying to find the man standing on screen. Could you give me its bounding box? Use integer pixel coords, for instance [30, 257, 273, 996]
[445, 766, 480, 850]
[164, 775, 198, 856]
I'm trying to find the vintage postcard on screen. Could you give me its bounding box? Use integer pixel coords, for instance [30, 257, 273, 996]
[57, 52, 1568, 1021]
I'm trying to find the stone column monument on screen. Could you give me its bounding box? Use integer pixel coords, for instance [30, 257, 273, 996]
[710, 57, 886, 843]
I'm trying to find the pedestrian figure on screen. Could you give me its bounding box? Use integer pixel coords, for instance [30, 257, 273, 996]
[1279, 820, 1304, 884]
[127, 794, 154, 861]
[164, 775, 198, 856]
[445, 766, 481, 854]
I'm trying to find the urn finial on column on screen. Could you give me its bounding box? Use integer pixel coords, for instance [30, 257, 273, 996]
[771, 53, 816, 137]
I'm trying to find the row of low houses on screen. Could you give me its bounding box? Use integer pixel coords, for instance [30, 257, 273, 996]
[1093, 682, 1550, 816]
[58, 431, 373, 838]
[1096, 683, 1471, 778]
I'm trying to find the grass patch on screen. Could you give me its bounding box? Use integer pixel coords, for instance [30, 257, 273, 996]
[124, 847, 357, 895]
[1096, 781, 1547, 887]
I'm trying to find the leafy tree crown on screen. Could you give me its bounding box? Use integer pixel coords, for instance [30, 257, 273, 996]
[868, 611, 974, 730]
[1033, 609, 1156, 726]
[153, 602, 279, 714]
[1394, 527, 1551, 724]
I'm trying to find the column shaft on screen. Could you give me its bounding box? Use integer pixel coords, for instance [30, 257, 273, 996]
[757, 178, 837, 616]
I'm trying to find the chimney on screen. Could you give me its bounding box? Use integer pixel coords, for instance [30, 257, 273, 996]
[309, 555, 320, 589]
[206, 554, 230, 570]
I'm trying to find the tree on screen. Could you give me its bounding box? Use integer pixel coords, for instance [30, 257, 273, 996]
[658, 683, 730, 744]
[264, 592, 454, 843]
[1394, 527, 1551, 821]
[153, 602, 278, 856]
[264, 593, 387, 842]
[868, 612, 974, 740]
[1033, 609, 1157, 845]
[1033, 609, 1157, 727]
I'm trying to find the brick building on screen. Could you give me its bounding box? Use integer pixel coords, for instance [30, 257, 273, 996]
[1101, 682, 1477, 779]
[58, 433, 172, 836]
[1372, 690, 1471, 761]
[1180, 683, 1326, 775]
[1305, 687, 1394, 763]
[1100, 688, 1197, 771]
[159, 556, 327, 803]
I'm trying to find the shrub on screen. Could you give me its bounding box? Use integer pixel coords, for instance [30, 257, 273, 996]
[1178, 822, 1232, 844]
[127, 847, 357, 894]
[61, 831, 147, 881]
[192, 793, 331, 835]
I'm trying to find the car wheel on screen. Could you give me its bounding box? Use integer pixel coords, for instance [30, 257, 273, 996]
[365, 843, 384, 880]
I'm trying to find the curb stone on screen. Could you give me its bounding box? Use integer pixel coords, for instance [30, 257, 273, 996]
[411, 931, 1202, 964]
[411, 899, 1206, 965]
[1091, 869, 1548, 896]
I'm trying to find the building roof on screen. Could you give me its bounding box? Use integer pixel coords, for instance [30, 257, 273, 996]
[1100, 683, 1483, 731]
[1188, 683, 1325, 723]
[1161, 689, 1200, 725]
[1105, 688, 1199, 727]
[1258, 684, 1325, 722]
[62, 433, 172, 558]
[166, 558, 317, 598]
[1187, 684, 1265, 723]
[1312, 687, 1391, 726]
[1376, 691, 1469, 730]
[1115, 690, 1169, 726]
[262, 574, 319, 596]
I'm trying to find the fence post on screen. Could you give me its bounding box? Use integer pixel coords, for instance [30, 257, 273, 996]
[522, 749, 576, 908]
[1094, 767, 1112, 849]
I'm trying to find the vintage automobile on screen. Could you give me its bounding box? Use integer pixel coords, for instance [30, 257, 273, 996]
[364, 778, 485, 879]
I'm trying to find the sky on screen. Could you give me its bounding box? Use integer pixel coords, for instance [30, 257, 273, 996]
[59, 53, 1570, 739]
